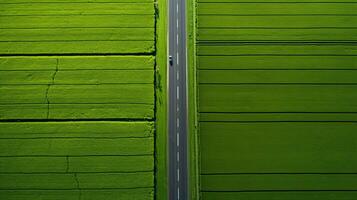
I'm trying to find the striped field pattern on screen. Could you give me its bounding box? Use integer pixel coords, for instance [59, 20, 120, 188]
[0, 0, 156, 199]
[197, 1, 357, 199]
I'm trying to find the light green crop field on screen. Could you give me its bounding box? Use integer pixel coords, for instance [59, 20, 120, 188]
[0, 0, 158, 199]
[196, 1, 357, 200]
[0, 56, 155, 119]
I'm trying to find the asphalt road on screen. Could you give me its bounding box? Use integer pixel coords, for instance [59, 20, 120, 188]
[168, 0, 188, 198]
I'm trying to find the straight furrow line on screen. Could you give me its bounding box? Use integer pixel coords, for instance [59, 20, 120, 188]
[201, 190, 357, 193]
[0, 40, 154, 42]
[198, 14, 357, 16]
[201, 173, 357, 175]
[0, 118, 155, 123]
[0, 155, 155, 158]
[0, 187, 154, 191]
[0, 137, 154, 139]
[198, 83, 357, 85]
[0, 171, 154, 174]
[197, 2, 357, 4]
[0, 53, 155, 57]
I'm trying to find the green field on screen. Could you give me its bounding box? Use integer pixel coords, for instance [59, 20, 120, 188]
[197, 1, 357, 200]
[0, 0, 158, 199]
